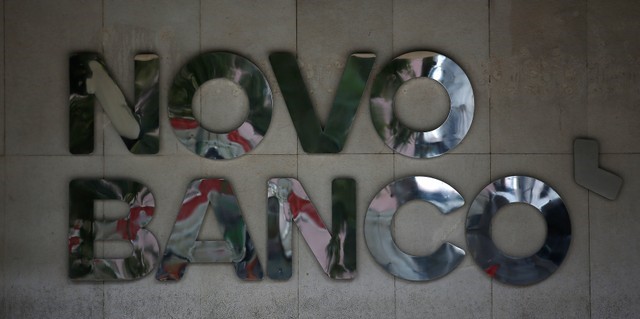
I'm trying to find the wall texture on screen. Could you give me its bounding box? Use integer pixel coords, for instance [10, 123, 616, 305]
[2, 0, 640, 318]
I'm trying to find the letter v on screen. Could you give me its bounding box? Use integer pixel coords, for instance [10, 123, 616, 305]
[269, 52, 375, 153]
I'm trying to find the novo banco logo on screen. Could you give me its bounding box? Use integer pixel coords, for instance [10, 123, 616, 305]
[68, 50, 571, 287]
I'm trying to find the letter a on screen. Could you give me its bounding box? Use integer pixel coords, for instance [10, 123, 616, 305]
[157, 179, 263, 281]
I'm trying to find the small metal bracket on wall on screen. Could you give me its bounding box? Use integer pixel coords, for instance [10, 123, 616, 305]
[573, 138, 623, 200]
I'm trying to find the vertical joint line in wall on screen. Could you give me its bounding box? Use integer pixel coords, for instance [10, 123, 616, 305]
[392, 0, 397, 302]
[101, 0, 105, 164]
[295, 0, 299, 313]
[295, 0, 298, 54]
[100, 3, 106, 314]
[101, 0, 106, 160]
[488, 4, 493, 317]
[100, 0, 107, 318]
[587, 191, 592, 318]
[585, 1, 591, 317]
[1, 0, 4, 303]
[295, 3, 299, 317]
[101, 0, 105, 54]
[1, 156, 4, 316]
[585, 0, 590, 136]
[391, 0, 394, 53]
[198, 0, 203, 128]
[3, 0, 6, 156]
[487, 0, 492, 160]
[0, 0, 4, 282]
[199, 0, 202, 53]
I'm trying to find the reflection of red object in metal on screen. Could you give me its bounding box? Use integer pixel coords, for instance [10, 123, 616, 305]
[170, 118, 199, 130]
[245, 257, 260, 280]
[485, 264, 499, 277]
[176, 179, 232, 221]
[68, 236, 81, 253]
[287, 192, 324, 226]
[116, 206, 154, 240]
[161, 262, 188, 281]
[228, 130, 251, 152]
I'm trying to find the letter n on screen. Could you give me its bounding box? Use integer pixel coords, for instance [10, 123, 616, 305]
[267, 178, 356, 279]
[69, 53, 159, 154]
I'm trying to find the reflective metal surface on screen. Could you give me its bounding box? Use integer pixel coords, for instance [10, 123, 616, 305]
[269, 52, 375, 153]
[466, 176, 572, 286]
[369, 51, 474, 158]
[156, 179, 263, 281]
[69, 179, 160, 280]
[574, 138, 623, 200]
[267, 178, 356, 279]
[364, 176, 465, 281]
[70, 53, 160, 154]
[168, 52, 272, 159]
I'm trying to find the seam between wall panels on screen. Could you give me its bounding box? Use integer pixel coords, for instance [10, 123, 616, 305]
[585, 0, 592, 317]
[295, 1, 300, 318]
[2, 0, 5, 314]
[101, 1, 106, 318]
[2, 0, 5, 305]
[487, 0, 493, 318]
[391, 0, 396, 316]
[199, 0, 204, 315]
[3, 0, 5, 156]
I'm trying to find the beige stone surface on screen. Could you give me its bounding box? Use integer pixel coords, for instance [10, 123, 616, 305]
[2, 1, 640, 318]
[490, 0, 588, 154]
[590, 155, 640, 318]
[5, 157, 103, 318]
[587, 0, 640, 153]
[0, 0, 4, 155]
[5, 1, 102, 155]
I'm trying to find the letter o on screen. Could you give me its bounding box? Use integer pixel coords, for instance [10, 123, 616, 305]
[168, 52, 273, 159]
[369, 51, 474, 158]
[465, 176, 572, 286]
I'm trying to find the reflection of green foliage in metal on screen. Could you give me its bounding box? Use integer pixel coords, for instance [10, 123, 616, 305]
[327, 178, 357, 278]
[266, 194, 292, 279]
[270, 52, 375, 153]
[130, 57, 160, 154]
[370, 59, 422, 148]
[69, 94, 96, 154]
[169, 52, 272, 136]
[214, 195, 246, 254]
[69, 53, 159, 154]
[69, 53, 100, 154]
[125, 248, 151, 278]
[211, 186, 263, 278]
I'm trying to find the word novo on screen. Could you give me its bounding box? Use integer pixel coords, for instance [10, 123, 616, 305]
[68, 51, 571, 286]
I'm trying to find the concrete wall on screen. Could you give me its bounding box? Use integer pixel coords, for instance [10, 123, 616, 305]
[2, 0, 639, 318]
